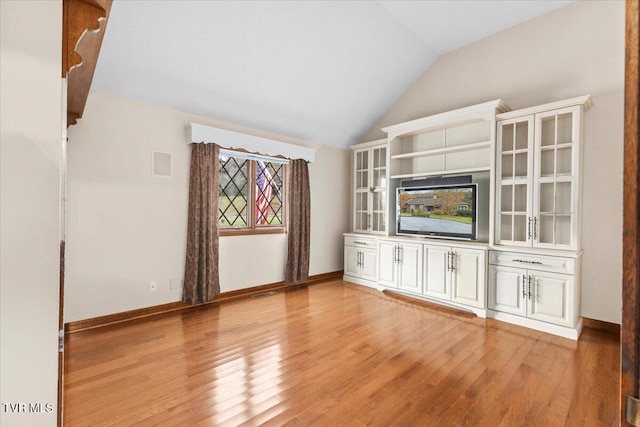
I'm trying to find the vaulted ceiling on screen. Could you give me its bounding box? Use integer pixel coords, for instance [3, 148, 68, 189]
[92, 0, 572, 149]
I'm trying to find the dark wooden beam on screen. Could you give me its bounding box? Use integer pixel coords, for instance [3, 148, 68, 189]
[63, 0, 112, 127]
[623, 1, 640, 425]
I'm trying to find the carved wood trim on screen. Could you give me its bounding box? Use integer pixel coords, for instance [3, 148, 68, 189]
[623, 1, 640, 425]
[63, 0, 112, 127]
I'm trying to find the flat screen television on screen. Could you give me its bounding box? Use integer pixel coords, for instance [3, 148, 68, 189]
[397, 184, 477, 240]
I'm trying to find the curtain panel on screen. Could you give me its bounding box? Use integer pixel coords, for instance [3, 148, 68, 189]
[285, 159, 311, 284]
[183, 143, 221, 304]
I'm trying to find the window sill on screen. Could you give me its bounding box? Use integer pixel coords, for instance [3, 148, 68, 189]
[219, 227, 286, 237]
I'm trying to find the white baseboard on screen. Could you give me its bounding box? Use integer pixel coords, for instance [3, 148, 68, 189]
[487, 310, 583, 340]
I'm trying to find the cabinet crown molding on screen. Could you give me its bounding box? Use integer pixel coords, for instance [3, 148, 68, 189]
[382, 99, 509, 139]
[496, 95, 593, 121]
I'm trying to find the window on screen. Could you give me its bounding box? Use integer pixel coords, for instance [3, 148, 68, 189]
[219, 150, 286, 235]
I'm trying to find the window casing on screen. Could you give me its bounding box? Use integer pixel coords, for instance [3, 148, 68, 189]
[219, 150, 286, 235]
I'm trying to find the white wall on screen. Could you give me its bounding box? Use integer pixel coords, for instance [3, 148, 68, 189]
[65, 92, 350, 322]
[362, 1, 624, 323]
[0, 1, 62, 425]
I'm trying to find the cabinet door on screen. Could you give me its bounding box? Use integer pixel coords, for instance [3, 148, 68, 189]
[451, 248, 486, 308]
[360, 249, 377, 282]
[528, 271, 573, 327]
[344, 246, 361, 278]
[398, 243, 422, 293]
[423, 245, 451, 300]
[496, 116, 534, 247]
[371, 145, 387, 234]
[353, 149, 370, 233]
[533, 107, 580, 250]
[378, 241, 397, 287]
[488, 265, 527, 317]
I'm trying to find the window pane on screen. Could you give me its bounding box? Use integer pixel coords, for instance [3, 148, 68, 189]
[219, 155, 249, 227]
[256, 161, 285, 226]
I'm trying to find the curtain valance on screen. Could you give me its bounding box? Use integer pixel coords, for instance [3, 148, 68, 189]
[187, 123, 316, 163]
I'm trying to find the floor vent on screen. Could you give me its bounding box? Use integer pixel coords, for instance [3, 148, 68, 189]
[250, 291, 278, 299]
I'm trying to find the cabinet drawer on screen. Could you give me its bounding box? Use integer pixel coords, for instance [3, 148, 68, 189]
[345, 236, 377, 248]
[489, 251, 575, 275]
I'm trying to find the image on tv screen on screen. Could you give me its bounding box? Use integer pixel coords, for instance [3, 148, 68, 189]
[398, 187, 474, 235]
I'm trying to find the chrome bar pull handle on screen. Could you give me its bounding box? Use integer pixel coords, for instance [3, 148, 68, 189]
[533, 217, 538, 240]
[450, 252, 456, 271]
[522, 274, 527, 299]
[528, 275, 532, 299]
[527, 217, 532, 239]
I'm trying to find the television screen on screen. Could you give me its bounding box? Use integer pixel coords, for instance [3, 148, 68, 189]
[397, 184, 477, 240]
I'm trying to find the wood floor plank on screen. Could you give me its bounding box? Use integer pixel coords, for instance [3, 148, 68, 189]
[64, 280, 620, 426]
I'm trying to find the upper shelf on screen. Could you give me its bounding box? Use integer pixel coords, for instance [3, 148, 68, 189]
[391, 140, 491, 160]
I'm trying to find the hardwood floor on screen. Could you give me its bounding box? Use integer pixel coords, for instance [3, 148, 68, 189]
[64, 280, 620, 426]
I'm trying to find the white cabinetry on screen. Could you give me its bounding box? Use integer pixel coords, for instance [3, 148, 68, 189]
[383, 100, 509, 180]
[352, 140, 387, 234]
[343, 236, 377, 287]
[378, 240, 422, 292]
[488, 250, 581, 339]
[424, 245, 486, 310]
[496, 96, 592, 250]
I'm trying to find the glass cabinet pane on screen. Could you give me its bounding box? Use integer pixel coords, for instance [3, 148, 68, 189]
[539, 215, 554, 244]
[502, 154, 514, 179]
[557, 113, 573, 144]
[514, 215, 528, 242]
[502, 124, 514, 151]
[514, 184, 527, 212]
[556, 147, 572, 175]
[555, 216, 571, 245]
[555, 182, 572, 214]
[501, 185, 513, 211]
[539, 183, 554, 213]
[515, 121, 528, 150]
[514, 152, 528, 178]
[500, 215, 513, 241]
[540, 150, 554, 177]
[541, 117, 555, 147]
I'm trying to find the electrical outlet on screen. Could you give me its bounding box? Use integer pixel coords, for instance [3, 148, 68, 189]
[170, 278, 182, 290]
[149, 281, 157, 292]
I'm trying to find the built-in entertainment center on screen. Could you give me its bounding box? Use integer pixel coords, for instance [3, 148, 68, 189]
[344, 95, 592, 340]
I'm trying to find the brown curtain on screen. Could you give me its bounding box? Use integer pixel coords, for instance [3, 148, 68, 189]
[183, 143, 220, 304]
[285, 159, 311, 284]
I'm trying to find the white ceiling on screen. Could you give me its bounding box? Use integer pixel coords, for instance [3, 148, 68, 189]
[92, 0, 572, 149]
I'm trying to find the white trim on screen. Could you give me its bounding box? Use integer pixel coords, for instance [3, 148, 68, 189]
[496, 95, 592, 121]
[350, 138, 387, 150]
[187, 122, 316, 163]
[487, 310, 583, 340]
[382, 99, 509, 139]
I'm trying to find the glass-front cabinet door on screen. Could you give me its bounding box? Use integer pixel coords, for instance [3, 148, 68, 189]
[354, 149, 370, 233]
[496, 116, 534, 246]
[353, 144, 387, 234]
[496, 105, 582, 251]
[533, 106, 580, 249]
[371, 145, 387, 233]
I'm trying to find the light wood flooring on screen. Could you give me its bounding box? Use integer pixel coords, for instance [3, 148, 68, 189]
[64, 280, 620, 426]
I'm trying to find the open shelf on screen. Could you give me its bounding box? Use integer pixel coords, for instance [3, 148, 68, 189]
[391, 166, 490, 180]
[391, 140, 491, 160]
